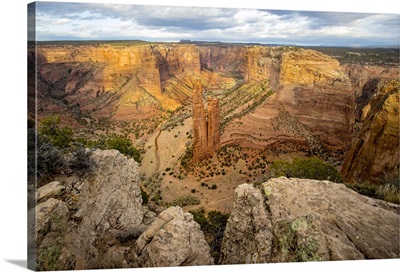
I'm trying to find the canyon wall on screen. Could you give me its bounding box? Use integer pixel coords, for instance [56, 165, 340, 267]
[244, 46, 282, 89]
[341, 81, 399, 184]
[341, 64, 399, 122]
[35, 43, 203, 121]
[221, 47, 355, 157]
[33, 43, 397, 164]
[277, 49, 355, 147]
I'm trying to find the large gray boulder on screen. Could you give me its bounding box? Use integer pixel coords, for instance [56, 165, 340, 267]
[220, 184, 273, 264]
[62, 149, 145, 269]
[220, 177, 400, 264]
[33, 198, 70, 270]
[133, 206, 214, 267]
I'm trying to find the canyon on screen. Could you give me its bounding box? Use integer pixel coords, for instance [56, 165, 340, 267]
[29, 41, 399, 269]
[30, 42, 398, 184]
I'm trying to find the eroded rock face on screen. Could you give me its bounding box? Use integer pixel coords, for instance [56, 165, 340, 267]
[341, 81, 400, 184]
[278, 49, 355, 147]
[32, 149, 145, 270]
[133, 206, 214, 267]
[37, 181, 65, 203]
[32, 149, 215, 270]
[63, 149, 144, 269]
[192, 81, 221, 161]
[220, 177, 400, 263]
[221, 47, 355, 158]
[219, 184, 273, 264]
[244, 46, 282, 89]
[31, 198, 70, 271]
[35, 44, 202, 122]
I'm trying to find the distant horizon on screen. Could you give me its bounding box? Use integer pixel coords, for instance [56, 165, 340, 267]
[29, 2, 399, 47]
[33, 39, 399, 49]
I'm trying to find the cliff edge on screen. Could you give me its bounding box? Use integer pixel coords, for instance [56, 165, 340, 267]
[221, 177, 399, 264]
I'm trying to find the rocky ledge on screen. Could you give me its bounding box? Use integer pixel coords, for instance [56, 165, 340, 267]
[30, 150, 400, 270]
[221, 177, 399, 264]
[30, 149, 212, 270]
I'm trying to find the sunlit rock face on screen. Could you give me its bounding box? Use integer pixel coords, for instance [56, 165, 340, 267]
[192, 80, 220, 161]
[222, 47, 355, 158]
[341, 81, 400, 184]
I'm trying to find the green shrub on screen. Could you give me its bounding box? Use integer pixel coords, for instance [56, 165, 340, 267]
[269, 157, 343, 183]
[211, 184, 218, 190]
[37, 243, 63, 271]
[190, 207, 208, 229]
[104, 134, 141, 162]
[345, 177, 399, 204]
[189, 209, 230, 264]
[140, 187, 149, 205]
[36, 134, 69, 187]
[68, 147, 94, 176]
[141, 173, 162, 204]
[344, 182, 377, 198]
[376, 182, 399, 204]
[39, 116, 73, 148]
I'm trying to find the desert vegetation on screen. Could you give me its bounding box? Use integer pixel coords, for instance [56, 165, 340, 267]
[189, 207, 230, 263]
[29, 115, 142, 187]
[344, 173, 400, 204]
[268, 157, 343, 183]
[309, 46, 399, 66]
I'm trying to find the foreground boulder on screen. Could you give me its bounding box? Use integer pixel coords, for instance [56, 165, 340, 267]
[32, 149, 213, 270]
[62, 149, 145, 269]
[132, 206, 214, 267]
[33, 149, 146, 270]
[219, 184, 273, 264]
[220, 177, 400, 264]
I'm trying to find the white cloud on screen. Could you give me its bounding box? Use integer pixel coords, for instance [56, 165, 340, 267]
[34, 2, 399, 46]
[54, 18, 70, 25]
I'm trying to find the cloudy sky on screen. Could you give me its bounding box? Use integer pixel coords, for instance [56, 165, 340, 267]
[31, 1, 399, 46]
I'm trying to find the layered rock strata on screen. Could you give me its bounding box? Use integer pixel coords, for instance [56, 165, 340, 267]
[341, 64, 399, 122]
[33, 44, 358, 158]
[341, 81, 400, 184]
[222, 47, 355, 157]
[220, 177, 400, 264]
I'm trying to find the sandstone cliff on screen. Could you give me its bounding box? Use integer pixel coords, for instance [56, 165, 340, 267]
[341, 64, 399, 122]
[192, 81, 221, 161]
[221, 178, 400, 264]
[33, 43, 358, 159]
[341, 81, 400, 184]
[35, 43, 203, 122]
[222, 47, 354, 158]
